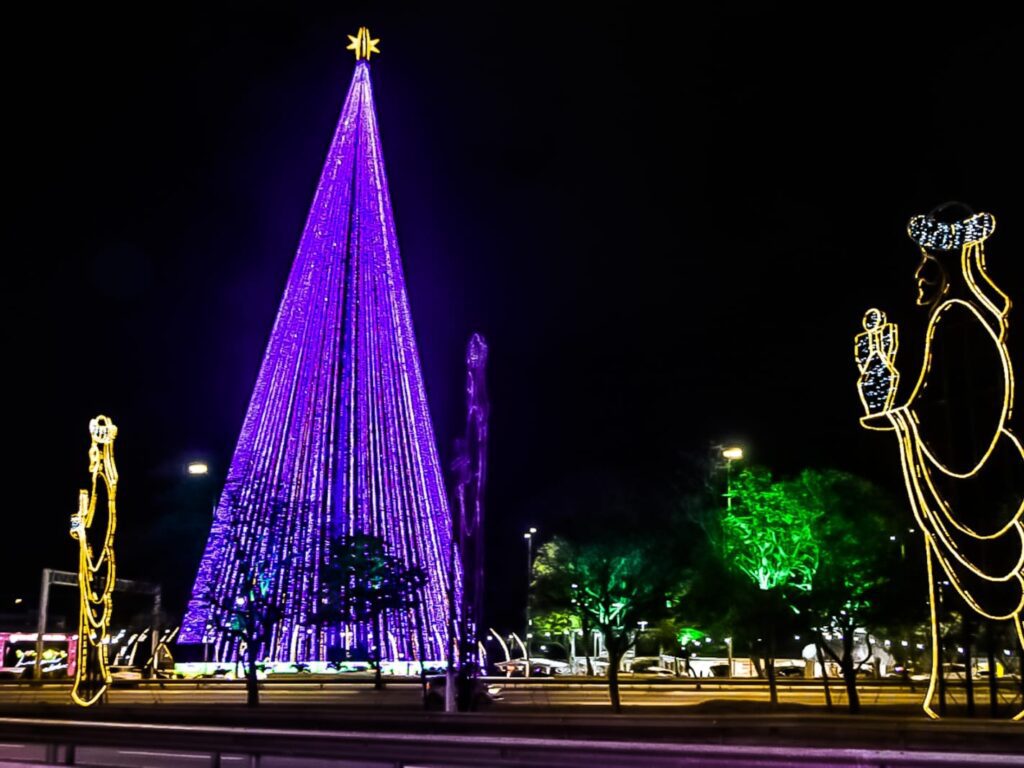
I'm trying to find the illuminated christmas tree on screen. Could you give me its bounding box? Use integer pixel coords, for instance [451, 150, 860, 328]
[180, 29, 459, 664]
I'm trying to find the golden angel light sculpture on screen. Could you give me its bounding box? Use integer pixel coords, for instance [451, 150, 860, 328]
[69, 415, 119, 706]
[858, 204, 1023, 719]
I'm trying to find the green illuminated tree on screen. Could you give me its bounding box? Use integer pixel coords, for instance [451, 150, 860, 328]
[532, 536, 668, 712]
[720, 467, 821, 593]
[531, 608, 581, 664]
[714, 466, 822, 705]
[532, 540, 594, 675]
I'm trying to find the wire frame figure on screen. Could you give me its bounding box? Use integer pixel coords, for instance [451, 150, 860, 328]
[69, 415, 118, 706]
[858, 205, 1023, 719]
[451, 334, 489, 672]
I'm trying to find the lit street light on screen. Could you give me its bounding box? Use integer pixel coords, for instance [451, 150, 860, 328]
[721, 446, 744, 511]
[187, 461, 209, 476]
[721, 447, 744, 461]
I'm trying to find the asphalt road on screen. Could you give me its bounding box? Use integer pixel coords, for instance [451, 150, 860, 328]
[0, 679, 939, 710]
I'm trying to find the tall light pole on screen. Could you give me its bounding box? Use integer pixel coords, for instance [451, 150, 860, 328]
[187, 461, 212, 668]
[524, 527, 537, 677]
[721, 446, 743, 511]
[718, 447, 742, 679]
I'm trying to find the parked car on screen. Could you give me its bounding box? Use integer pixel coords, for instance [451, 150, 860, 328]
[907, 662, 1002, 682]
[492, 657, 569, 676]
[424, 674, 502, 711]
[636, 665, 676, 677]
[774, 663, 805, 678]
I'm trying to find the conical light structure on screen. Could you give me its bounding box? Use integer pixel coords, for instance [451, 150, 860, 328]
[181, 60, 458, 663]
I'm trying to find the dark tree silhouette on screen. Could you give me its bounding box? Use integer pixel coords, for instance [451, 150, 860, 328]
[316, 533, 427, 691]
[202, 560, 284, 707]
[796, 469, 902, 714]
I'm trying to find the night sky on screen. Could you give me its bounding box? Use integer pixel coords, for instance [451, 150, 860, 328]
[6, 5, 1022, 632]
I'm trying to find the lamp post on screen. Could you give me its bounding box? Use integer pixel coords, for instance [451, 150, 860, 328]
[524, 527, 537, 677]
[188, 461, 212, 669]
[719, 448, 742, 680]
[721, 446, 743, 510]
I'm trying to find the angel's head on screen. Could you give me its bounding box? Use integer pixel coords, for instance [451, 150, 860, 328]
[907, 202, 995, 309]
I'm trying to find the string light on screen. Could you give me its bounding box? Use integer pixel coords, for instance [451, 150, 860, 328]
[452, 333, 489, 668]
[855, 308, 899, 415]
[907, 211, 995, 251]
[857, 210, 1023, 720]
[181, 46, 458, 665]
[70, 416, 119, 707]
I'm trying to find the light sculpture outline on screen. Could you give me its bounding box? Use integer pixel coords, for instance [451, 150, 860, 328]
[452, 333, 489, 669]
[69, 415, 118, 707]
[180, 30, 459, 664]
[855, 308, 900, 415]
[857, 206, 1023, 719]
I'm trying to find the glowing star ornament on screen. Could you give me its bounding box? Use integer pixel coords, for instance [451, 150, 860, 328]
[857, 204, 1024, 720]
[181, 43, 458, 665]
[347, 27, 380, 61]
[70, 416, 119, 707]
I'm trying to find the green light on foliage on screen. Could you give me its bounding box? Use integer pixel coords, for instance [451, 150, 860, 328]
[719, 467, 821, 593]
[676, 627, 707, 647]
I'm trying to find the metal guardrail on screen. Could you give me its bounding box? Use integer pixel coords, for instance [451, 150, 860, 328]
[0, 675, 1010, 691]
[0, 716, 1022, 767]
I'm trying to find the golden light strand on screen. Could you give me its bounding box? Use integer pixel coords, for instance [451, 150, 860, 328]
[69, 416, 118, 707]
[858, 213, 1024, 720]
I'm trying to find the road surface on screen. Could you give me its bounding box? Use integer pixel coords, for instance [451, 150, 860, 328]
[0, 678, 956, 711]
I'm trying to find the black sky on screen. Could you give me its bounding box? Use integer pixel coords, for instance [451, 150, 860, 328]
[5, 4, 1022, 630]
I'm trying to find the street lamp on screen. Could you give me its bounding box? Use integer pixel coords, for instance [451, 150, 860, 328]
[721, 446, 744, 511]
[187, 461, 209, 475]
[721, 447, 743, 461]
[524, 527, 537, 677]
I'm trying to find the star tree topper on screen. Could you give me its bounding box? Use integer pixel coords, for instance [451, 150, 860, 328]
[347, 27, 380, 61]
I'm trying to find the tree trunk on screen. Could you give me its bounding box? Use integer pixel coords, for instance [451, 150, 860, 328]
[751, 654, 764, 678]
[582, 618, 593, 676]
[840, 627, 860, 714]
[937, 624, 947, 716]
[766, 627, 778, 707]
[607, 645, 622, 713]
[815, 640, 833, 710]
[373, 614, 385, 691]
[962, 616, 975, 717]
[985, 620, 998, 718]
[415, 605, 429, 709]
[245, 641, 259, 707]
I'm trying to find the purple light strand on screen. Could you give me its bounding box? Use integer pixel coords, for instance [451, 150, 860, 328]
[181, 61, 459, 663]
[453, 334, 489, 665]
